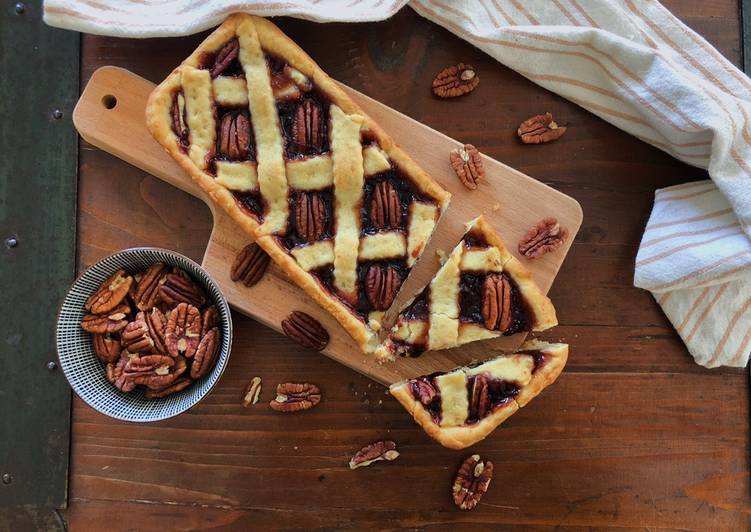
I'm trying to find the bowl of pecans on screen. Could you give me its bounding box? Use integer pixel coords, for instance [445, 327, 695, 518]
[56, 248, 232, 422]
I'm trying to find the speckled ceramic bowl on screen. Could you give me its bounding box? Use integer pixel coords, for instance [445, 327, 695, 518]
[56, 247, 232, 422]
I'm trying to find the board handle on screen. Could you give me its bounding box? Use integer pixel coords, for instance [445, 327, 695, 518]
[73, 66, 209, 204]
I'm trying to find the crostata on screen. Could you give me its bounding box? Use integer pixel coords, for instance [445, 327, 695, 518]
[146, 14, 450, 354]
[375, 216, 557, 362]
[390, 340, 568, 449]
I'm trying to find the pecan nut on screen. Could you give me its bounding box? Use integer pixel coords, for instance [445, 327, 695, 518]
[365, 264, 401, 311]
[519, 217, 568, 259]
[144, 377, 192, 399]
[133, 262, 168, 311]
[349, 441, 399, 469]
[80, 303, 130, 334]
[230, 243, 270, 287]
[93, 334, 121, 363]
[85, 269, 133, 314]
[218, 112, 251, 160]
[370, 181, 401, 229]
[468, 374, 490, 421]
[270, 382, 321, 412]
[121, 314, 155, 354]
[201, 306, 219, 337]
[145, 307, 168, 355]
[292, 99, 323, 152]
[281, 311, 329, 351]
[449, 144, 484, 190]
[517, 112, 567, 144]
[159, 269, 206, 308]
[242, 376, 262, 407]
[124, 354, 182, 389]
[432, 63, 479, 98]
[295, 191, 327, 242]
[411, 378, 438, 406]
[482, 273, 512, 332]
[210, 38, 239, 78]
[452, 454, 494, 510]
[164, 302, 202, 358]
[106, 354, 136, 393]
[190, 327, 220, 379]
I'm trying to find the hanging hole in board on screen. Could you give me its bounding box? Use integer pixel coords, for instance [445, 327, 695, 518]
[101, 95, 117, 109]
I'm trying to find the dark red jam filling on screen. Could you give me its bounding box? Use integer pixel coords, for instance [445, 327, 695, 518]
[361, 170, 432, 235]
[465, 373, 520, 424]
[463, 230, 489, 248]
[234, 192, 265, 222]
[459, 272, 531, 335]
[517, 349, 547, 372]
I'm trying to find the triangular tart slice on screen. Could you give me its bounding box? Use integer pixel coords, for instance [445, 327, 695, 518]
[146, 14, 450, 354]
[375, 216, 556, 362]
[389, 340, 568, 449]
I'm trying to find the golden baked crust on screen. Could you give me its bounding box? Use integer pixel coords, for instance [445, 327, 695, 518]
[146, 14, 450, 354]
[375, 215, 557, 362]
[389, 341, 568, 449]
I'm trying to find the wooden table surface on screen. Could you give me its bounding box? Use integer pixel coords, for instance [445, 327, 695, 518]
[65, 3, 751, 529]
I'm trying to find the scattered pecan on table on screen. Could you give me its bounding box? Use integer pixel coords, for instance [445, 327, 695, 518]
[242, 376, 262, 407]
[348, 441, 400, 469]
[269, 382, 321, 412]
[449, 144, 484, 190]
[517, 112, 567, 144]
[80, 263, 222, 399]
[281, 311, 330, 351]
[230, 243, 271, 288]
[432, 63, 479, 98]
[452, 454, 494, 510]
[518, 217, 568, 259]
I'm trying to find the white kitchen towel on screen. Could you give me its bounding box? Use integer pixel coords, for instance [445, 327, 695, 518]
[44, 0, 751, 367]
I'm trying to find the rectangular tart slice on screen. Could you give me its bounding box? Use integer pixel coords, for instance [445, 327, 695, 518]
[146, 14, 450, 354]
[375, 216, 557, 362]
[389, 340, 568, 449]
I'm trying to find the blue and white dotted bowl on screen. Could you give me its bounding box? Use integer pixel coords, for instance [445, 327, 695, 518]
[56, 248, 233, 422]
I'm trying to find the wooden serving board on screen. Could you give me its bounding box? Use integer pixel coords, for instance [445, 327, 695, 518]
[73, 66, 582, 386]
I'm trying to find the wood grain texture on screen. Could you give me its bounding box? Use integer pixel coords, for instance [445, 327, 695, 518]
[73, 66, 581, 385]
[66, 5, 750, 530]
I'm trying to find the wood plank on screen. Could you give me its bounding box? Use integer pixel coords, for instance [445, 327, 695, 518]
[72, 66, 582, 385]
[67, 371, 749, 528]
[0, 0, 78, 520]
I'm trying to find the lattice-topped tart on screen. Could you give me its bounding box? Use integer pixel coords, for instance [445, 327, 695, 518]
[390, 340, 568, 449]
[375, 216, 557, 362]
[146, 15, 450, 353]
